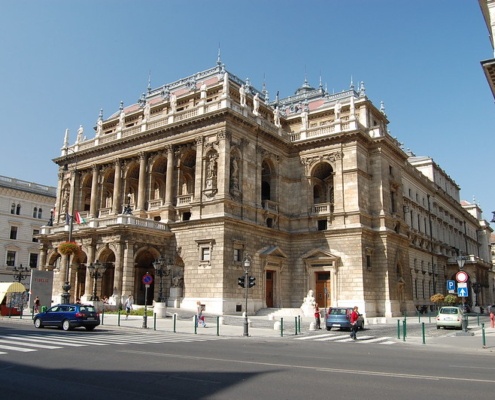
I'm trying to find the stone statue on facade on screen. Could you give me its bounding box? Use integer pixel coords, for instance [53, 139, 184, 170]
[239, 84, 246, 107]
[273, 106, 281, 127]
[253, 93, 260, 116]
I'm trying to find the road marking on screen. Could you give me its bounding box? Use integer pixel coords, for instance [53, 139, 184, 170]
[0, 344, 36, 352]
[0, 339, 61, 349]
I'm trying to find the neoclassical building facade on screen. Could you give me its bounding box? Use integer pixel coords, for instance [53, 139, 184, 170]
[37, 61, 493, 317]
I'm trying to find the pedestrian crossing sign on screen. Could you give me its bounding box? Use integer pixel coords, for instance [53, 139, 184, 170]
[457, 287, 469, 297]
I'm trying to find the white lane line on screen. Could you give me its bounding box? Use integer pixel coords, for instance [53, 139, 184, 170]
[0, 344, 37, 352]
[314, 335, 350, 341]
[0, 339, 61, 350]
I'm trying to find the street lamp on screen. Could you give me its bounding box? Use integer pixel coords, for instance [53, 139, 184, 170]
[87, 261, 107, 301]
[152, 256, 170, 303]
[12, 264, 29, 283]
[243, 254, 251, 337]
[47, 208, 54, 227]
[472, 282, 481, 306]
[123, 193, 132, 214]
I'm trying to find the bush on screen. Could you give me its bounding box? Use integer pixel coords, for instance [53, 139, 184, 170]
[430, 293, 444, 304]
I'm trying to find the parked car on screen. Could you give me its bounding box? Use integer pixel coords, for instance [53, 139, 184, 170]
[33, 304, 100, 331]
[325, 307, 364, 331]
[436, 306, 463, 330]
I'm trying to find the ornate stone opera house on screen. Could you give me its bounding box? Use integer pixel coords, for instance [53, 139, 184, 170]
[38, 62, 493, 317]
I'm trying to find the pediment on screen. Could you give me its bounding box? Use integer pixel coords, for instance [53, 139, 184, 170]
[258, 245, 288, 259]
[301, 248, 339, 261]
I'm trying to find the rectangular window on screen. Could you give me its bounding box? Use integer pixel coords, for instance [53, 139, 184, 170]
[233, 248, 241, 262]
[6, 251, 16, 266]
[201, 247, 210, 261]
[29, 253, 38, 268]
[10, 226, 18, 240]
[32, 229, 39, 242]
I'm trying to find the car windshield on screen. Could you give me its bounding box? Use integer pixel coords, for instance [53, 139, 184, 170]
[329, 308, 349, 315]
[440, 308, 459, 314]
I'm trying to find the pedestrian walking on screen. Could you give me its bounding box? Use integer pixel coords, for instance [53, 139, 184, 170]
[196, 300, 206, 327]
[124, 295, 133, 320]
[350, 306, 359, 340]
[490, 309, 495, 329]
[314, 304, 321, 329]
[34, 296, 40, 313]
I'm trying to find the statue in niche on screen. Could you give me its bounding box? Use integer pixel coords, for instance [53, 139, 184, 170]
[205, 154, 217, 189]
[171, 275, 183, 288]
[61, 187, 70, 214]
[105, 191, 113, 208]
[230, 157, 239, 190]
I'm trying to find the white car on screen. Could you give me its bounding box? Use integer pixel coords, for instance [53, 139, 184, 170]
[436, 306, 464, 330]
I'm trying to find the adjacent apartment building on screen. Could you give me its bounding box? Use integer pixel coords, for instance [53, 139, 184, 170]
[0, 175, 56, 284]
[36, 60, 493, 317]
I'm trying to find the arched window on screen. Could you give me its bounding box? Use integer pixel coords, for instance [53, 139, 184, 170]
[38, 208, 42, 219]
[11, 203, 15, 214]
[16, 203, 21, 215]
[33, 207, 38, 218]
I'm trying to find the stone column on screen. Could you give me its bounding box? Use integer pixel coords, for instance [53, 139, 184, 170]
[137, 153, 147, 211]
[165, 145, 174, 206]
[39, 248, 47, 270]
[82, 244, 96, 301]
[112, 159, 122, 215]
[89, 165, 99, 218]
[194, 137, 203, 202]
[112, 242, 124, 303]
[217, 131, 228, 198]
[121, 241, 135, 303]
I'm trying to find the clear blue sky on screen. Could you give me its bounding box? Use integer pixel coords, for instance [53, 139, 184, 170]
[1, 1, 493, 218]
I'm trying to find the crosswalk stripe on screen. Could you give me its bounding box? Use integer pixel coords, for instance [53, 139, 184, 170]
[314, 335, 350, 341]
[2, 336, 86, 347]
[0, 339, 61, 349]
[0, 344, 37, 352]
[360, 337, 392, 343]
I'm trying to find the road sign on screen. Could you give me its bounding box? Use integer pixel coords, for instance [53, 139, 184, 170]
[457, 287, 469, 297]
[142, 273, 153, 285]
[446, 280, 456, 291]
[456, 271, 468, 283]
[458, 282, 467, 288]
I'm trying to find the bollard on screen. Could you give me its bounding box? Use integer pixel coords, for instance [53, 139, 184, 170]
[402, 320, 406, 342]
[153, 313, 157, 331]
[298, 316, 302, 334]
[118, 310, 121, 326]
[173, 313, 177, 333]
[482, 323, 486, 348]
[217, 316, 220, 336]
[397, 319, 401, 339]
[417, 310, 420, 323]
[295, 316, 298, 336]
[281, 317, 284, 337]
[477, 314, 480, 326]
[422, 322, 425, 345]
[194, 315, 197, 334]
[101, 308, 104, 325]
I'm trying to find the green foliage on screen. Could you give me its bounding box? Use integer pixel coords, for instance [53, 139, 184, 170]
[444, 294, 458, 305]
[430, 293, 444, 304]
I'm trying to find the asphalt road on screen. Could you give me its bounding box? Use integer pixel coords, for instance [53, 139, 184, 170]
[0, 322, 494, 400]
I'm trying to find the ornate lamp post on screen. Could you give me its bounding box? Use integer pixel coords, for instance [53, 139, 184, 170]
[472, 282, 481, 307]
[87, 261, 107, 301]
[243, 254, 251, 337]
[123, 193, 132, 214]
[12, 264, 30, 283]
[152, 256, 170, 303]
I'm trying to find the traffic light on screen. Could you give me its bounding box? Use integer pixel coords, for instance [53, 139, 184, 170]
[237, 276, 245, 288]
[248, 276, 256, 288]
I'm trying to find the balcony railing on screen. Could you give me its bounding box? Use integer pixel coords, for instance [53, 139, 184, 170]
[313, 202, 333, 215]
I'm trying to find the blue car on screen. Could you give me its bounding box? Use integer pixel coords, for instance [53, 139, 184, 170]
[33, 304, 100, 331]
[325, 307, 365, 331]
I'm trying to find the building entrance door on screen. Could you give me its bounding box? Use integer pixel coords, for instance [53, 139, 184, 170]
[315, 272, 330, 309]
[266, 270, 274, 307]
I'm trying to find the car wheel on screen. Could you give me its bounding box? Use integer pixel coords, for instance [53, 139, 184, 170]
[85, 326, 95, 331]
[436, 326, 440, 330]
[359, 322, 365, 331]
[34, 318, 43, 329]
[62, 320, 72, 331]
[326, 326, 332, 331]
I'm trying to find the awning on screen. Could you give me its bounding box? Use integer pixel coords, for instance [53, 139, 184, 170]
[0, 282, 27, 305]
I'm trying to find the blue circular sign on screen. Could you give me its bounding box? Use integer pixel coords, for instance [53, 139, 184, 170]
[142, 273, 153, 285]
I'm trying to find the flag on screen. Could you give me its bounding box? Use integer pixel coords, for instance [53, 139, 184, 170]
[75, 211, 86, 224]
